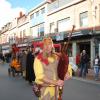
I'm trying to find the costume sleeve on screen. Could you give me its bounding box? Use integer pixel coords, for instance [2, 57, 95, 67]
[34, 57, 44, 83]
[68, 64, 72, 77]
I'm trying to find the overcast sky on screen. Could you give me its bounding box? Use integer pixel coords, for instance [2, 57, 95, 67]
[0, 0, 44, 29]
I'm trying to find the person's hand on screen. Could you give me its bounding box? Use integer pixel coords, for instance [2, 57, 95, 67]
[64, 72, 72, 80]
[56, 80, 64, 86]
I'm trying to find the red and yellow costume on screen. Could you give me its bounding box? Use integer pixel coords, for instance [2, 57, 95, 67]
[34, 37, 72, 100]
[10, 59, 21, 71]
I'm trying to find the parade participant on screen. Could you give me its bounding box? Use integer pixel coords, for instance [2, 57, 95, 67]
[26, 46, 35, 84]
[12, 44, 19, 56]
[10, 55, 21, 71]
[33, 37, 64, 100]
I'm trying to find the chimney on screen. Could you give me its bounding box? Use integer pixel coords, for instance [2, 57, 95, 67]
[19, 11, 23, 17]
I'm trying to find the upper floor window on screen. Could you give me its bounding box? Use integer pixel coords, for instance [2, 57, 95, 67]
[38, 24, 44, 37]
[32, 23, 44, 37]
[50, 22, 55, 33]
[58, 17, 70, 32]
[41, 7, 45, 14]
[20, 31, 22, 38]
[32, 26, 38, 37]
[36, 11, 39, 17]
[80, 11, 88, 27]
[30, 13, 34, 19]
[23, 29, 26, 38]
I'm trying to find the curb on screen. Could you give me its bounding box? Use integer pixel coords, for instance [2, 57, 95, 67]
[72, 77, 100, 85]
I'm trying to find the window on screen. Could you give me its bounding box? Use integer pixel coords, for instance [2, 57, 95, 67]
[67, 44, 72, 57]
[32, 26, 38, 37]
[23, 29, 26, 38]
[32, 24, 44, 38]
[38, 24, 44, 36]
[36, 11, 39, 17]
[80, 11, 88, 27]
[39, 24, 44, 36]
[50, 22, 55, 33]
[41, 7, 45, 14]
[58, 17, 70, 32]
[30, 13, 34, 19]
[20, 31, 22, 38]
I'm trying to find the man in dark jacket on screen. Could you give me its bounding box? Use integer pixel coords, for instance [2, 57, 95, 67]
[79, 50, 89, 78]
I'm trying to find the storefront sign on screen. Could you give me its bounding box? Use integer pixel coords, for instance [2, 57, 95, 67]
[56, 33, 64, 41]
[18, 43, 28, 47]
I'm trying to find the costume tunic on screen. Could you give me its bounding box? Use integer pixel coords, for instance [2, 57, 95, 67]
[34, 53, 72, 100]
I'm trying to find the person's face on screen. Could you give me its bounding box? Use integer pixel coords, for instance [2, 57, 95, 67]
[83, 50, 86, 54]
[43, 44, 53, 54]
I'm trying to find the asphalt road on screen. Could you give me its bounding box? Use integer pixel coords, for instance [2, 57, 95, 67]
[0, 63, 37, 100]
[62, 79, 100, 100]
[0, 63, 100, 100]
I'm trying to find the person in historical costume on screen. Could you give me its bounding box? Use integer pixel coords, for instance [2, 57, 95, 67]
[34, 37, 72, 100]
[26, 46, 35, 84]
[11, 44, 19, 59]
[10, 55, 21, 71]
[20, 50, 27, 78]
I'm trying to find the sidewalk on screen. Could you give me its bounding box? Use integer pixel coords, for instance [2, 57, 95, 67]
[74, 68, 100, 84]
[87, 69, 100, 82]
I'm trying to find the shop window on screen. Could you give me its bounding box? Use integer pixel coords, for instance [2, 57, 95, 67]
[67, 44, 72, 57]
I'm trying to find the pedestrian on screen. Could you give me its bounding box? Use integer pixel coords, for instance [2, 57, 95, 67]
[79, 50, 89, 78]
[33, 37, 64, 100]
[93, 55, 100, 81]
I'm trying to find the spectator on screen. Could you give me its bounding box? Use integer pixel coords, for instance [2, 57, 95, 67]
[93, 55, 100, 81]
[79, 50, 89, 78]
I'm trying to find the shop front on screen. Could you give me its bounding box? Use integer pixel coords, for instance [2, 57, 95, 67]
[52, 29, 93, 67]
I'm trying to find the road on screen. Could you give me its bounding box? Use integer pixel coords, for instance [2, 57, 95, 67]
[0, 63, 100, 100]
[62, 79, 100, 100]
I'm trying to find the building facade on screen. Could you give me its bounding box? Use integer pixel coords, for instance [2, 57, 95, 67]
[28, 1, 48, 41]
[0, 22, 11, 54]
[17, 12, 30, 48]
[45, 0, 100, 66]
[0, 0, 100, 67]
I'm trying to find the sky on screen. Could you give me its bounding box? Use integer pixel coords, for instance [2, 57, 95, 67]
[0, 0, 44, 30]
